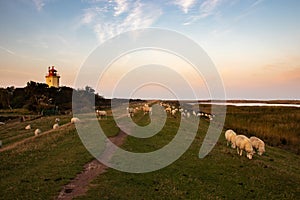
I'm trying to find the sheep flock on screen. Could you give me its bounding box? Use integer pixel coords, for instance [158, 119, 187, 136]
[225, 129, 265, 160]
[125, 101, 214, 121]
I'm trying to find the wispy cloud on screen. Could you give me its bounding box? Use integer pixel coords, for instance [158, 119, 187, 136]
[234, 0, 265, 22]
[250, 0, 265, 9]
[199, 0, 223, 18]
[32, 0, 45, 11]
[81, 9, 97, 25]
[173, 0, 196, 14]
[80, 1, 162, 43]
[183, 0, 223, 25]
[0, 46, 15, 55]
[114, 0, 129, 16]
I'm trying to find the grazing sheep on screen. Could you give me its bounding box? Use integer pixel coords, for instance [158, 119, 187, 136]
[127, 108, 136, 117]
[53, 123, 59, 129]
[186, 112, 191, 118]
[250, 136, 265, 156]
[165, 107, 172, 113]
[235, 135, 255, 159]
[192, 111, 196, 117]
[34, 129, 41, 136]
[225, 129, 237, 148]
[25, 125, 31, 130]
[96, 110, 107, 119]
[71, 117, 80, 123]
[171, 109, 177, 116]
[143, 105, 151, 115]
[55, 118, 60, 123]
[0, 122, 5, 125]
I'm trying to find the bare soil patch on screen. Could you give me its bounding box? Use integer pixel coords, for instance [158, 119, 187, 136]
[57, 130, 127, 200]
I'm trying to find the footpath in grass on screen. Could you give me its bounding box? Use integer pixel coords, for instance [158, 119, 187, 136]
[0, 126, 94, 200]
[76, 115, 300, 200]
[1, 110, 299, 199]
[0, 115, 121, 200]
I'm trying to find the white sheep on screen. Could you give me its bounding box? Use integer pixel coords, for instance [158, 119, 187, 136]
[0, 122, 5, 125]
[225, 129, 237, 148]
[53, 123, 59, 129]
[34, 128, 41, 136]
[186, 112, 191, 118]
[55, 118, 60, 123]
[192, 111, 196, 117]
[143, 105, 151, 115]
[165, 107, 171, 113]
[171, 109, 177, 116]
[71, 117, 80, 123]
[127, 108, 136, 117]
[250, 136, 265, 156]
[149, 107, 153, 115]
[96, 110, 107, 119]
[235, 135, 255, 159]
[25, 124, 31, 130]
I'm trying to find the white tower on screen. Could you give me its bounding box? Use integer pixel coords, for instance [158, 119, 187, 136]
[45, 66, 60, 88]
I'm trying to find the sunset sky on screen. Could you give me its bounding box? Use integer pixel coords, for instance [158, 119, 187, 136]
[0, 0, 299, 99]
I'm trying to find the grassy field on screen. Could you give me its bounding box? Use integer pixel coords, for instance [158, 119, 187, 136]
[0, 106, 299, 199]
[75, 111, 300, 199]
[0, 113, 120, 200]
[0, 115, 72, 147]
[197, 105, 300, 154]
[225, 106, 300, 154]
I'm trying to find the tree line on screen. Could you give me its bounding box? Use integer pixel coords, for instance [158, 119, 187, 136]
[0, 81, 106, 115]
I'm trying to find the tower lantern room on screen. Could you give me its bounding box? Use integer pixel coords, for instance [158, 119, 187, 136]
[45, 66, 60, 88]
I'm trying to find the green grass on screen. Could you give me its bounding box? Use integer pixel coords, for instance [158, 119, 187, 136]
[0, 126, 93, 200]
[0, 114, 121, 200]
[76, 110, 300, 200]
[0, 108, 33, 115]
[0, 115, 72, 147]
[0, 106, 300, 199]
[98, 116, 120, 137]
[195, 104, 300, 154]
[222, 106, 300, 154]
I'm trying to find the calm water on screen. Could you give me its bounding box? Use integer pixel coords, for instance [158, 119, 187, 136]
[192, 102, 300, 108]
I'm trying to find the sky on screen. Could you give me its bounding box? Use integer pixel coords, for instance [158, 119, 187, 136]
[0, 0, 299, 99]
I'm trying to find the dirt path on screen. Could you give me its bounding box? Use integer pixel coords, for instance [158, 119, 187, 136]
[0, 122, 73, 153]
[57, 130, 127, 200]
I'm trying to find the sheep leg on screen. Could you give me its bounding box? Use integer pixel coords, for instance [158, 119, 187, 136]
[239, 150, 243, 156]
